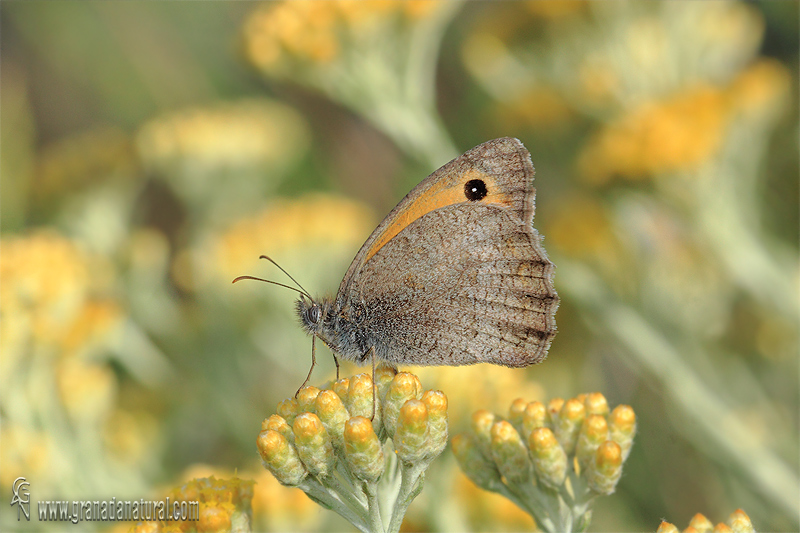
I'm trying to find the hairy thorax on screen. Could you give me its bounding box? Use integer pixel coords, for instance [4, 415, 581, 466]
[296, 296, 377, 364]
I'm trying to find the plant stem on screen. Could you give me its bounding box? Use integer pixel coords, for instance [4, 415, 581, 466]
[300, 479, 370, 533]
[365, 481, 385, 533]
[386, 462, 425, 533]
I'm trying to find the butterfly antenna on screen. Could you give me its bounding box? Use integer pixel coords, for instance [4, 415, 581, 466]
[231, 275, 310, 299]
[259, 255, 313, 300]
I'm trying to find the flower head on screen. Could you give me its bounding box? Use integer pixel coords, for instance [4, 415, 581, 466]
[454, 392, 637, 532]
[658, 509, 755, 533]
[257, 369, 448, 531]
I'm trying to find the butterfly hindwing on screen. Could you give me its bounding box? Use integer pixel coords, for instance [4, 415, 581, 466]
[333, 138, 558, 367]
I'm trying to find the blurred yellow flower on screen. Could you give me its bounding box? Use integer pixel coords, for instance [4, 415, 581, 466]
[578, 56, 789, 186]
[207, 194, 374, 282]
[132, 474, 255, 533]
[492, 86, 574, 130]
[578, 57, 620, 106]
[658, 509, 755, 533]
[103, 408, 161, 465]
[0, 424, 52, 490]
[545, 195, 620, 261]
[0, 231, 123, 372]
[244, 2, 340, 68]
[578, 85, 728, 184]
[136, 99, 309, 179]
[729, 59, 791, 119]
[243, 0, 443, 72]
[177, 464, 318, 532]
[56, 357, 117, 422]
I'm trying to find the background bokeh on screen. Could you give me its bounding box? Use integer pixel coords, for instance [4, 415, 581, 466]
[1, 1, 797, 531]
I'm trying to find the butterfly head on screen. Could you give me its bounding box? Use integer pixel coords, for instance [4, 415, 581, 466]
[297, 295, 333, 337]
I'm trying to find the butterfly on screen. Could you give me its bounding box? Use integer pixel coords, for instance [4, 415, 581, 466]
[237, 137, 558, 399]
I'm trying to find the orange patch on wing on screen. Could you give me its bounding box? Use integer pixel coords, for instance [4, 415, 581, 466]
[365, 169, 513, 262]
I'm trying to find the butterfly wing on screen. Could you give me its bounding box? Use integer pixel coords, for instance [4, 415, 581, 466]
[335, 138, 559, 367]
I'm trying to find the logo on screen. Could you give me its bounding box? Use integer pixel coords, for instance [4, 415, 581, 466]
[10, 477, 30, 521]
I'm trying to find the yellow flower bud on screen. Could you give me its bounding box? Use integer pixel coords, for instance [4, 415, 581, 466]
[609, 405, 636, 461]
[383, 372, 422, 439]
[470, 409, 496, 459]
[656, 522, 680, 533]
[262, 414, 293, 442]
[314, 389, 349, 450]
[451, 433, 503, 492]
[688, 513, 714, 533]
[374, 364, 397, 402]
[490, 420, 532, 484]
[547, 397, 565, 426]
[347, 373, 378, 424]
[421, 390, 448, 459]
[343, 417, 384, 482]
[257, 429, 307, 486]
[395, 399, 429, 463]
[522, 401, 547, 441]
[587, 441, 622, 495]
[293, 413, 334, 477]
[508, 398, 528, 432]
[529, 427, 568, 488]
[296, 386, 321, 413]
[727, 509, 754, 533]
[555, 398, 586, 455]
[583, 392, 609, 416]
[332, 378, 350, 400]
[576, 414, 609, 469]
[276, 398, 299, 426]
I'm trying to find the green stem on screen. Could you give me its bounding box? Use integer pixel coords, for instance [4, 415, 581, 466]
[386, 462, 424, 533]
[299, 479, 369, 533]
[377, 447, 403, 521]
[365, 481, 385, 533]
[326, 472, 369, 512]
[507, 481, 561, 533]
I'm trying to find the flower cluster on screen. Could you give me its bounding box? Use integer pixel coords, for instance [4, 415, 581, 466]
[657, 509, 755, 533]
[135, 99, 309, 214]
[129, 476, 255, 533]
[243, 1, 442, 73]
[0, 231, 136, 493]
[577, 60, 790, 184]
[453, 393, 636, 533]
[242, 0, 460, 167]
[209, 194, 374, 284]
[256, 368, 447, 533]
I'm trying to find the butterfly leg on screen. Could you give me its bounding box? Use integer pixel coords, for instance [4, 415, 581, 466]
[332, 353, 340, 381]
[296, 335, 317, 398]
[370, 346, 377, 421]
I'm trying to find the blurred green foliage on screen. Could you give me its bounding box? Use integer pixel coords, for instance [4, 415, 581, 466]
[1, 1, 797, 532]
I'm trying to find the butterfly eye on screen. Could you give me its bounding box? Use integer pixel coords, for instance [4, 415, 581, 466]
[464, 179, 488, 201]
[308, 305, 321, 324]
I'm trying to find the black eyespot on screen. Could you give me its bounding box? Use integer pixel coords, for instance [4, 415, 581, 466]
[464, 179, 488, 201]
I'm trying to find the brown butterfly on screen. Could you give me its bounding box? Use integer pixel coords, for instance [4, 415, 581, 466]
[238, 138, 559, 393]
